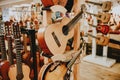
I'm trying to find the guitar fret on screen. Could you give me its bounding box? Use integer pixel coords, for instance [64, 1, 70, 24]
[15, 39, 23, 74]
[7, 36, 14, 65]
[0, 35, 7, 60]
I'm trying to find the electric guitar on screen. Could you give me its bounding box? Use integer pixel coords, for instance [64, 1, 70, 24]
[37, 4, 85, 55]
[0, 21, 10, 80]
[8, 22, 30, 80]
[85, 33, 109, 46]
[38, 42, 85, 80]
[85, 0, 112, 12]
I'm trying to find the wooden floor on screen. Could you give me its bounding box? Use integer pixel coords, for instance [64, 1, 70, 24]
[80, 61, 120, 80]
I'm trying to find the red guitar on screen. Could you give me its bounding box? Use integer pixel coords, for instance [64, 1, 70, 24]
[41, 0, 67, 7]
[88, 23, 110, 35]
[37, 5, 85, 55]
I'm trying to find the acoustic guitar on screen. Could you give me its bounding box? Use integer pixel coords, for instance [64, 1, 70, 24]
[88, 23, 110, 35]
[21, 29, 31, 67]
[41, 0, 67, 7]
[5, 21, 15, 65]
[37, 4, 85, 55]
[38, 42, 85, 80]
[0, 21, 10, 80]
[85, 1, 112, 12]
[8, 22, 30, 80]
[86, 12, 111, 23]
[85, 33, 109, 46]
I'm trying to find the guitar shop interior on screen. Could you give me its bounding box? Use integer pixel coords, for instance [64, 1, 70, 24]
[0, 0, 120, 80]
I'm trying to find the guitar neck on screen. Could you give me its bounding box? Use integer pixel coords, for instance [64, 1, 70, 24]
[67, 44, 84, 69]
[86, 33, 99, 40]
[15, 39, 24, 80]
[7, 36, 14, 65]
[0, 35, 7, 61]
[66, 10, 83, 31]
[23, 34, 28, 53]
[88, 23, 97, 28]
[85, 1, 102, 6]
[86, 12, 98, 17]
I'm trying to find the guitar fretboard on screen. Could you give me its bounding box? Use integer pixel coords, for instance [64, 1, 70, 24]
[15, 39, 24, 80]
[0, 35, 7, 61]
[7, 36, 14, 65]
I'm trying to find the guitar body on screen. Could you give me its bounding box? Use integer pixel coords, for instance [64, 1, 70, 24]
[8, 64, 30, 80]
[41, 0, 67, 7]
[38, 62, 67, 80]
[97, 25, 110, 35]
[97, 12, 110, 23]
[102, 1, 111, 12]
[37, 17, 74, 55]
[96, 35, 109, 46]
[0, 61, 10, 80]
[41, 0, 54, 7]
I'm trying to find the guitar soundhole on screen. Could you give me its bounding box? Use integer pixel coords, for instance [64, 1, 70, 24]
[52, 32, 61, 47]
[62, 25, 69, 35]
[16, 73, 24, 80]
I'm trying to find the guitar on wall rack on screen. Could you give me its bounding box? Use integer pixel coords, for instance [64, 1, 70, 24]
[0, 21, 10, 80]
[37, 4, 85, 55]
[86, 12, 111, 23]
[85, 33, 110, 46]
[88, 23, 110, 35]
[8, 22, 30, 80]
[38, 41, 85, 80]
[85, 0, 112, 12]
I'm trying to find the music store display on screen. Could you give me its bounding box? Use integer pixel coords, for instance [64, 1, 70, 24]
[0, 0, 120, 80]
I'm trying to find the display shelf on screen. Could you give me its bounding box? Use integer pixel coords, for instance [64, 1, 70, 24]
[83, 54, 116, 67]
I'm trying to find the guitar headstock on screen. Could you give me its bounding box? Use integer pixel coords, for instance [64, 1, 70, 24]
[81, 4, 87, 13]
[0, 22, 5, 36]
[13, 22, 21, 39]
[5, 21, 12, 36]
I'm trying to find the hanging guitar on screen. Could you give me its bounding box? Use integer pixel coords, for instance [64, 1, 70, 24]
[85, 33, 109, 46]
[37, 4, 85, 55]
[0, 21, 10, 80]
[38, 41, 85, 80]
[85, 0, 112, 12]
[86, 11, 111, 23]
[5, 21, 16, 80]
[5, 21, 15, 64]
[88, 23, 110, 35]
[8, 22, 30, 80]
[41, 0, 67, 7]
